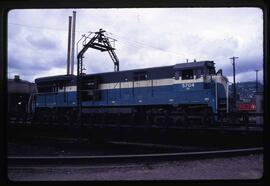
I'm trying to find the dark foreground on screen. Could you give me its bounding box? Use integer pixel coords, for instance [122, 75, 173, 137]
[8, 153, 263, 181]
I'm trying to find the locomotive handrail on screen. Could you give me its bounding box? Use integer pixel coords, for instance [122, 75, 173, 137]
[33, 92, 58, 95]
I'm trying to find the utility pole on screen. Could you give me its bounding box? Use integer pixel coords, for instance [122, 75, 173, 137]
[255, 69, 259, 92]
[230, 56, 239, 110]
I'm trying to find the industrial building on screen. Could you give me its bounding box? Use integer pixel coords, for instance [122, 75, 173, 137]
[8, 75, 37, 117]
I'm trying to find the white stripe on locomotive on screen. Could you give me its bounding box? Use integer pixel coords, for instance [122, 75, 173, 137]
[62, 74, 227, 92]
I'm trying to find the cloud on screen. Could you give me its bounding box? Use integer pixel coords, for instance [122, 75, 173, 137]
[8, 55, 48, 71]
[7, 8, 263, 84]
[26, 35, 58, 50]
[9, 53, 66, 72]
[227, 69, 263, 84]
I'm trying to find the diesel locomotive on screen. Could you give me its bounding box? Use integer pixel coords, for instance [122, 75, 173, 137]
[31, 60, 229, 126]
[29, 29, 229, 126]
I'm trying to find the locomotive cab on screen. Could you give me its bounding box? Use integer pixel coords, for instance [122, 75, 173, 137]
[173, 61, 228, 115]
[33, 75, 77, 110]
[31, 75, 78, 123]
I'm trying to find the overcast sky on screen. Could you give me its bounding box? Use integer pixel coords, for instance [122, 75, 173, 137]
[8, 8, 263, 84]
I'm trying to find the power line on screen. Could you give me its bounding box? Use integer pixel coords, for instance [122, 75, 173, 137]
[8, 22, 87, 35]
[119, 39, 182, 58]
[9, 22, 64, 31]
[9, 22, 185, 58]
[107, 32, 184, 58]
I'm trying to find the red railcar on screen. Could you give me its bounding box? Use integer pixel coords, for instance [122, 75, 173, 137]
[238, 102, 256, 111]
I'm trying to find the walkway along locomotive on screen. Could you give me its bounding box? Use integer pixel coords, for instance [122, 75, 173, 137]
[30, 30, 229, 126]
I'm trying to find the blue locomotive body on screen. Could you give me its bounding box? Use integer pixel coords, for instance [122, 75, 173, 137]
[33, 61, 228, 124]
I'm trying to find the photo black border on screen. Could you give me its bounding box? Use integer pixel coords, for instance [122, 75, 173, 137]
[0, 0, 268, 186]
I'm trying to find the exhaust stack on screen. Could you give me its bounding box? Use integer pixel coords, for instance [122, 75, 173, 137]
[70, 11, 76, 75]
[66, 16, 72, 75]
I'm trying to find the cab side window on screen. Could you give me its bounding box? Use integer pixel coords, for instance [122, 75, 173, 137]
[208, 67, 216, 75]
[134, 72, 148, 81]
[175, 71, 180, 80]
[196, 69, 202, 79]
[182, 69, 194, 80]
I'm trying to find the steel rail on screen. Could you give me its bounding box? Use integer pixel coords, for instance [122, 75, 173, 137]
[8, 147, 263, 166]
[8, 119, 263, 129]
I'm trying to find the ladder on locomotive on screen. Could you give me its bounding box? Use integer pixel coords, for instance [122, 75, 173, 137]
[76, 29, 120, 115]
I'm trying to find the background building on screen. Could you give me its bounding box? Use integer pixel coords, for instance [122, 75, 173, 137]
[8, 75, 37, 117]
[229, 81, 263, 112]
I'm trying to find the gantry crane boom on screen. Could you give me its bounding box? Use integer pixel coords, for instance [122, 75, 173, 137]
[77, 29, 119, 77]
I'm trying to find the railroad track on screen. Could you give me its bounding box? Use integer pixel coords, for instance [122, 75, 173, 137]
[8, 147, 263, 166]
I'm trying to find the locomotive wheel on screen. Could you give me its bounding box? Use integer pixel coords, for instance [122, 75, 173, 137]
[218, 111, 226, 122]
[156, 117, 165, 126]
[203, 113, 214, 125]
[176, 118, 183, 126]
[38, 109, 47, 124]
